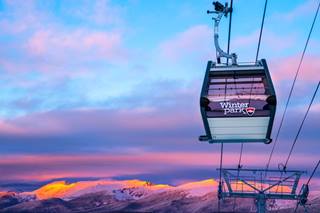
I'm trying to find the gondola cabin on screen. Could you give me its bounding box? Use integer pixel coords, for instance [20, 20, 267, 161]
[199, 59, 276, 144]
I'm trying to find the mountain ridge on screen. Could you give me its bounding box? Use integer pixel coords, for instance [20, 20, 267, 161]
[0, 178, 319, 212]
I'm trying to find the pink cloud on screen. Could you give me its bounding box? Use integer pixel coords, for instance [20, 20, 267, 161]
[0, 0, 42, 34]
[0, 111, 85, 136]
[0, 105, 201, 137]
[27, 30, 49, 55]
[311, 103, 320, 112]
[159, 25, 212, 60]
[232, 30, 296, 51]
[0, 151, 316, 181]
[159, 25, 296, 62]
[272, 0, 319, 22]
[26, 29, 127, 64]
[270, 54, 320, 82]
[0, 0, 128, 77]
[0, 120, 25, 135]
[0, 0, 123, 35]
[61, 0, 123, 26]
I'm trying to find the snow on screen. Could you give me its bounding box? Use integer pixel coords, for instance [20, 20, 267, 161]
[25, 179, 173, 200]
[0, 191, 16, 197]
[2, 178, 320, 213]
[16, 179, 216, 201]
[177, 179, 218, 197]
[10, 178, 320, 204]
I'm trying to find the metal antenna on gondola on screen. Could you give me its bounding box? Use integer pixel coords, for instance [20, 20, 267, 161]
[207, 1, 237, 65]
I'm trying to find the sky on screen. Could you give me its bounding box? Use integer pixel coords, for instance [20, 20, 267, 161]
[0, 0, 319, 186]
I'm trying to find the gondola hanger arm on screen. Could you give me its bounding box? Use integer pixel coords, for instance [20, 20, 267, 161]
[208, 1, 237, 65]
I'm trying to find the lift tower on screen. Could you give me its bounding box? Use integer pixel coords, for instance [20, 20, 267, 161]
[218, 168, 309, 213]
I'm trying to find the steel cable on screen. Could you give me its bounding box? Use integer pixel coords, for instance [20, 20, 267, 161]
[284, 82, 319, 169]
[265, 1, 320, 171]
[255, 0, 268, 62]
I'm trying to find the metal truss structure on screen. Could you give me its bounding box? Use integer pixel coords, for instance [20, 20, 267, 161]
[218, 168, 309, 213]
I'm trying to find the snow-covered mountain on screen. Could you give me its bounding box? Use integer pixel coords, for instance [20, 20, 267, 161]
[0, 179, 319, 212]
[25, 179, 173, 200]
[18, 179, 218, 201]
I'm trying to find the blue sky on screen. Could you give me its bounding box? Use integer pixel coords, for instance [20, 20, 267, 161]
[0, 0, 319, 117]
[0, 0, 319, 184]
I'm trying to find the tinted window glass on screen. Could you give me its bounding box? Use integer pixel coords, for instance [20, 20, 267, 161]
[206, 75, 270, 117]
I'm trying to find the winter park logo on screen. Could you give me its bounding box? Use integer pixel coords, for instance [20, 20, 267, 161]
[220, 102, 255, 116]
